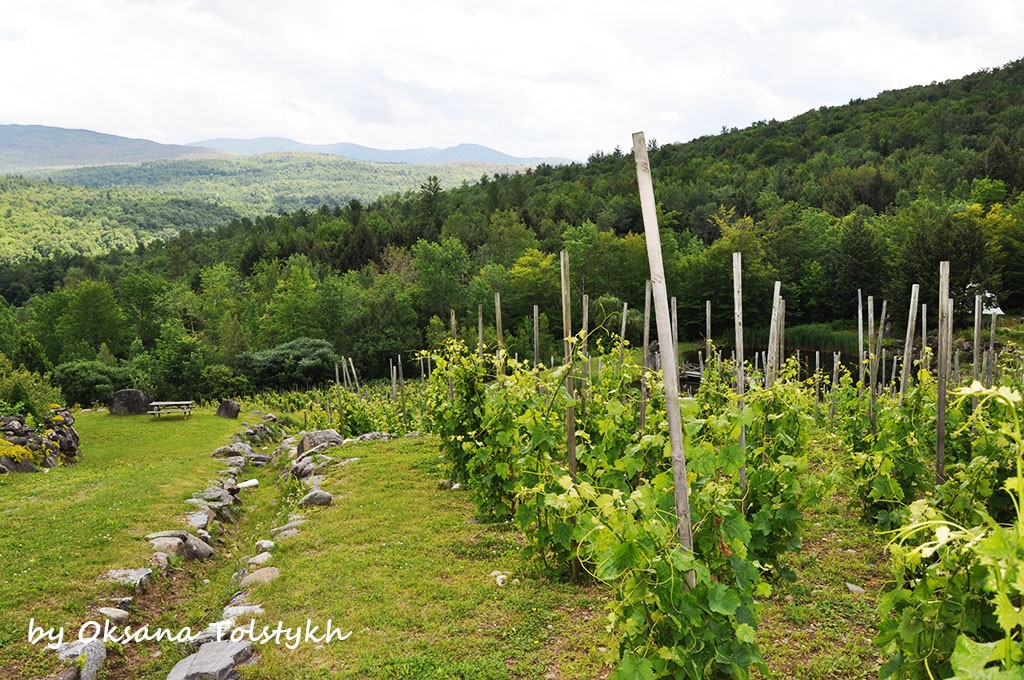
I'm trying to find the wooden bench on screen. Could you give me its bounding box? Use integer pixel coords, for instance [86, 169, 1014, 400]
[147, 401, 194, 419]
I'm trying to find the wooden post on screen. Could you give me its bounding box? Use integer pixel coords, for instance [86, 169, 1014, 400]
[671, 296, 679, 371]
[634, 131, 694, 580]
[874, 300, 887, 392]
[815, 350, 821, 403]
[559, 249, 577, 479]
[733, 253, 747, 496]
[900, 284, 920, 403]
[921, 303, 928, 372]
[973, 295, 982, 391]
[582, 293, 590, 375]
[857, 288, 865, 392]
[533, 304, 540, 366]
[494, 292, 504, 353]
[450, 309, 457, 339]
[988, 310, 997, 387]
[779, 298, 786, 370]
[619, 302, 629, 370]
[767, 281, 782, 387]
[936, 261, 949, 486]
[867, 295, 876, 434]
[398, 354, 407, 431]
[705, 299, 712, 359]
[349, 357, 360, 392]
[390, 359, 396, 400]
[640, 279, 651, 433]
[478, 304, 484, 360]
[334, 362, 345, 435]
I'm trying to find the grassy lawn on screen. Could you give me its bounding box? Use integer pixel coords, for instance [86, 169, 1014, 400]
[235, 435, 611, 679]
[0, 409, 241, 678]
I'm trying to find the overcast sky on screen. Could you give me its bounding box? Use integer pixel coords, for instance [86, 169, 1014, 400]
[2, 0, 1022, 160]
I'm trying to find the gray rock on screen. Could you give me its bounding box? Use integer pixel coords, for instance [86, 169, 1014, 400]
[216, 400, 241, 419]
[240, 567, 280, 588]
[104, 568, 152, 590]
[270, 519, 306, 536]
[105, 596, 134, 609]
[107, 389, 153, 416]
[56, 639, 106, 680]
[150, 536, 186, 557]
[255, 540, 274, 551]
[95, 607, 130, 623]
[198, 529, 214, 544]
[166, 639, 253, 680]
[298, 429, 343, 455]
[186, 509, 214, 530]
[846, 582, 866, 594]
[184, 620, 234, 650]
[337, 457, 360, 467]
[356, 431, 391, 442]
[144, 530, 189, 541]
[227, 591, 248, 606]
[0, 455, 39, 473]
[273, 528, 300, 539]
[51, 667, 80, 680]
[297, 489, 333, 507]
[305, 474, 326, 488]
[195, 487, 233, 504]
[246, 453, 272, 466]
[223, 456, 246, 468]
[247, 551, 272, 567]
[262, 413, 277, 422]
[150, 552, 170, 575]
[183, 534, 215, 560]
[405, 431, 422, 438]
[222, 604, 264, 619]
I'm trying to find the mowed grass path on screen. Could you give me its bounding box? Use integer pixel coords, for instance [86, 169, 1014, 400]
[240, 436, 610, 680]
[0, 410, 240, 677]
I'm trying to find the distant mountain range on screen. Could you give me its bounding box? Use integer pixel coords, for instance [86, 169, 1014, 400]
[0, 124, 225, 170]
[0, 124, 570, 170]
[188, 137, 571, 165]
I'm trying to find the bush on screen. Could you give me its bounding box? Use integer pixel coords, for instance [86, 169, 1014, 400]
[239, 337, 338, 391]
[53, 360, 131, 407]
[0, 354, 63, 418]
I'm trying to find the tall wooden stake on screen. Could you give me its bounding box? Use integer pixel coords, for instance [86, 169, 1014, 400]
[900, 284, 920, 403]
[533, 304, 540, 366]
[634, 131, 694, 583]
[733, 253, 747, 498]
[766, 281, 782, 387]
[334, 362, 345, 435]
[640, 279, 651, 433]
[936, 262, 950, 486]
[494, 292, 504, 353]
[705, 299, 712, 359]
[857, 289, 865, 392]
[477, 304, 484, 360]
[559, 249, 577, 480]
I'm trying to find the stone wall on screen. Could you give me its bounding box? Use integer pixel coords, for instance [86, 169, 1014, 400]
[0, 408, 81, 473]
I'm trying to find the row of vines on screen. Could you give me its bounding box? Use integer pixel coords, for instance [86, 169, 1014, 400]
[422, 332, 1024, 679]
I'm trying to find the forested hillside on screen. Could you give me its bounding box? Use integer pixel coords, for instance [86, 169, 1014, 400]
[0, 176, 239, 263]
[1, 59, 1022, 405]
[37, 153, 525, 215]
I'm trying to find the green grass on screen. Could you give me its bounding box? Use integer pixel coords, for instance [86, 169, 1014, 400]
[237, 436, 610, 679]
[0, 409, 241, 677]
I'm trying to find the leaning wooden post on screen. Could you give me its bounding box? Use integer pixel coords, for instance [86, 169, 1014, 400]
[640, 279, 652, 433]
[857, 289, 865, 393]
[936, 261, 950, 486]
[559, 249, 578, 480]
[733, 253, 747, 498]
[634, 131, 694, 583]
[899, 284, 920, 403]
[533, 304, 540, 366]
[874, 300, 888, 392]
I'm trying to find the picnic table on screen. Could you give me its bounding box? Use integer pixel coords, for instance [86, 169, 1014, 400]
[147, 401, 194, 419]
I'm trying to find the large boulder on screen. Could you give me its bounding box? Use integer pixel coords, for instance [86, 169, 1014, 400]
[216, 399, 240, 419]
[108, 389, 154, 416]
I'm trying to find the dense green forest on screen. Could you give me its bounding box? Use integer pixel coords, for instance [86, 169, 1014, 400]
[0, 176, 239, 263]
[1, 59, 1023, 407]
[34, 153, 524, 215]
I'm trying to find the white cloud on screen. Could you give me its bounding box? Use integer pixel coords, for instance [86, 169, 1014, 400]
[0, 0, 1021, 159]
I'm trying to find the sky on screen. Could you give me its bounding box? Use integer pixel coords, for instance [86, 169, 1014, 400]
[1, 0, 1022, 160]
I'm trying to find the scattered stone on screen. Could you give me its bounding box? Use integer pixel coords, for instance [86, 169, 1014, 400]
[150, 552, 170, 575]
[198, 528, 214, 544]
[195, 486, 233, 504]
[355, 431, 391, 442]
[145, 530, 189, 541]
[273, 528, 300, 539]
[227, 591, 248, 607]
[246, 453, 272, 467]
[50, 668, 80, 680]
[404, 431, 421, 438]
[150, 536, 186, 557]
[490, 570, 512, 587]
[95, 607, 130, 623]
[270, 519, 306, 536]
[0, 456, 40, 474]
[247, 551, 273, 567]
[846, 583, 866, 594]
[104, 568, 152, 591]
[211, 442, 256, 458]
[105, 596, 134, 609]
[216, 399, 241, 419]
[107, 389, 154, 416]
[466, 518, 483, 524]
[255, 539, 274, 551]
[222, 604, 264, 619]
[55, 639, 106, 680]
[166, 640, 254, 680]
[182, 534, 215, 560]
[240, 567, 280, 588]
[184, 620, 235, 649]
[337, 457, 360, 467]
[186, 509, 214, 530]
[297, 429, 343, 456]
[262, 413, 277, 422]
[297, 489, 333, 507]
[305, 474, 326, 488]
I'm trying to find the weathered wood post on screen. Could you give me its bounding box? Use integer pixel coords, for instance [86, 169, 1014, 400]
[936, 261, 950, 486]
[334, 362, 345, 435]
[494, 292, 504, 354]
[477, 304, 484, 360]
[973, 294, 982, 409]
[733, 253, 747, 496]
[640, 279, 652, 433]
[766, 282, 782, 387]
[533, 304, 540, 366]
[899, 285, 920, 403]
[634, 131, 694, 586]
[858, 289, 865, 393]
[559, 249, 578, 480]
[706, 299, 712, 361]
